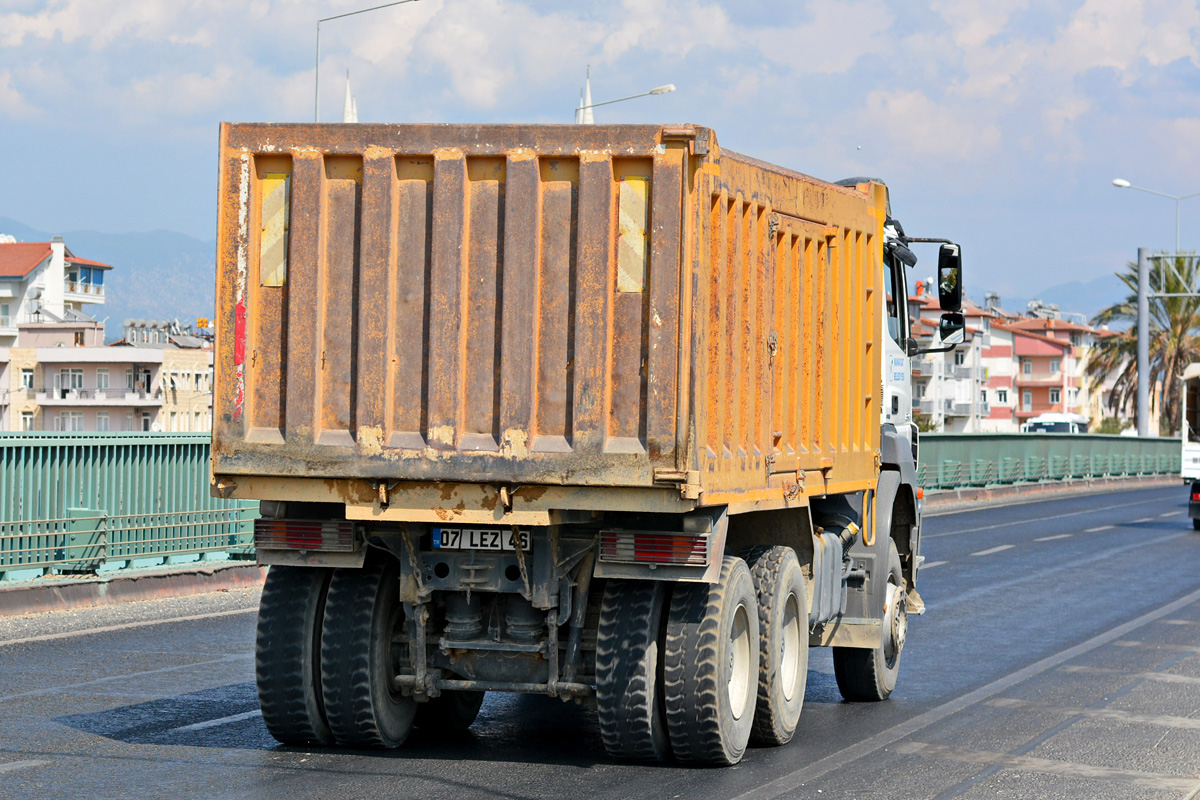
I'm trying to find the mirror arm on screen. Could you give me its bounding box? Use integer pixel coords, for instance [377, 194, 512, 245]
[915, 342, 960, 355]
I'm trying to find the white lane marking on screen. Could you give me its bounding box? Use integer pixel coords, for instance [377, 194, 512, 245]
[893, 742, 1194, 793]
[988, 697, 1200, 730]
[1133, 517, 1155, 523]
[729, 583, 1200, 800]
[1060, 665, 1200, 686]
[0, 654, 252, 703]
[171, 709, 263, 734]
[0, 760, 48, 774]
[1162, 619, 1200, 626]
[921, 560, 947, 570]
[0, 607, 257, 648]
[926, 497, 1176, 538]
[1035, 534, 1072, 541]
[971, 545, 1014, 557]
[1113, 640, 1200, 653]
[1160, 511, 1183, 517]
[1085, 525, 1115, 532]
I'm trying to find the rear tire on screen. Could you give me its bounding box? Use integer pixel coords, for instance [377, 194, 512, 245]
[742, 546, 808, 746]
[414, 687, 485, 734]
[833, 540, 906, 702]
[321, 558, 417, 748]
[595, 580, 671, 762]
[256, 566, 334, 746]
[663, 556, 759, 766]
[1192, 517, 1200, 531]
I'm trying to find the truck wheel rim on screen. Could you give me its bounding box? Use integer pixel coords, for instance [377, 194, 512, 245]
[884, 581, 907, 666]
[780, 592, 801, 702]
[729, 602, 752, 719]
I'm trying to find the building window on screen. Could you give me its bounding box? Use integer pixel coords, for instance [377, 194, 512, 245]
[21, 412, 34, 431]
[981, 389, 988, 404]
[954, 351, 965, 366]
[73, 330, 85, 347]
[126, 411, 134, 431]
[1022, 360, 1032, 375]
[997, 389, 1008, 404]
[58, 411, 83, 431]
[97, 368, 109, 390]
[1068, 387, 1079, 404]
[126, 369, 134, 389]
[97, 412, 110, 432]
[21, 368, 34, 389]
[141, 414, 151, 432]
[59, 368, 83, 397]
[1050, 388, 1061, 404]
[1050, 359, 1060, 373]
[170, 411, 177, 431]
[0, 302, 9, 327]
[1022, 390, 1033, 411]
[194, 411, 203, 431]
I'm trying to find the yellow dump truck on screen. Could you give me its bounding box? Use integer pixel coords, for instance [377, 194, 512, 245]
[212, 122, 965, 765]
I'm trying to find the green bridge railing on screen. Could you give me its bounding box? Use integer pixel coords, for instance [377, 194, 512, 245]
[0, 432, 256, 582]
[0, 432, 1182, 581]
[917, 433, 1181, 491]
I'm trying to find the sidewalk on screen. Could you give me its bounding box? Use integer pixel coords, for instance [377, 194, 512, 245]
[0, 474, 1183, 617]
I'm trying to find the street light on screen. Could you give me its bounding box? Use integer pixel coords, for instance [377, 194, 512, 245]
[315, 0, 421, 123]
[574, 84, 676, 123]
[1112, 178, 1200, 254]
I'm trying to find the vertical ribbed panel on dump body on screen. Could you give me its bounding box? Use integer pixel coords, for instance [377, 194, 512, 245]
[213, 124, 684, 487]
[212, 124, 884, 504]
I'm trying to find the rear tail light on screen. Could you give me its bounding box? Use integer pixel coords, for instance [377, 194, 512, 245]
[255, 519, 356, 552]
[599, 530, 708, 566]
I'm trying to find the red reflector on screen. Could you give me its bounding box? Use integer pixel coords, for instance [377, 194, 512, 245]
[917, 488, 925, 500]
[254, 519, 355, 552]
[599, 530, 708, 566]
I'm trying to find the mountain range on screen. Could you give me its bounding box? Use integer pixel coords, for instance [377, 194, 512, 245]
[0, 215, 1131, 341]
[0, 216, 216, 344]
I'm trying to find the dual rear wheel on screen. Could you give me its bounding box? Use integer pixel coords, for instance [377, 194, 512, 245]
[596, 549, 810, 766]
[256, 560, 482, 750]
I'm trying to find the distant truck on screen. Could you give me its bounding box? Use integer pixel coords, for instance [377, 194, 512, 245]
[1020, 412, 1090, 434]
[1181, 364, 1200, 529]
[211, 123, 964, 765]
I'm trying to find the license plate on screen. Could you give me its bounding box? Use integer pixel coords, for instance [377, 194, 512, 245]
[432, 527, 530, 552]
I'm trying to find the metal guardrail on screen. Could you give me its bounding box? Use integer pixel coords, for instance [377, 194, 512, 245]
[0, 432, 1182, 579]
[0, 432, 255, 581]
[918, 433, 1181, 491]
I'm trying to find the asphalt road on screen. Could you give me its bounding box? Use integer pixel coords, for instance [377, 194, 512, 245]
[2, 485, 1200, 799]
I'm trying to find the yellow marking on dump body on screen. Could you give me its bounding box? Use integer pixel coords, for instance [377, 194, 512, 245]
[617, 175, 649, 292]
[259, 172, 289, 287]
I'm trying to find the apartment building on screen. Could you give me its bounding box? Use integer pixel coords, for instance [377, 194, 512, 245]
[0, 235, 110, 348]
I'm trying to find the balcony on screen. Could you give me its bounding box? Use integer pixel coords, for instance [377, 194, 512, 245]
[36, 385, 162, 407]
[917, 399, 989, 417]
[1015, 371, 1063, 387]
[64, 280, 105, 302]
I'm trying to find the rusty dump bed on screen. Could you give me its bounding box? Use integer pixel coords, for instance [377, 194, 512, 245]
[212, 123, 885, 515]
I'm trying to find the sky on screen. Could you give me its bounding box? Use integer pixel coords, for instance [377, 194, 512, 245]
[3, 0, 1200, 308]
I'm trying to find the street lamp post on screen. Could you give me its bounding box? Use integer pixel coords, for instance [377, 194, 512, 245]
[1112, 178, 1200, 254]
[1112, 180, 1200, 436]
[574, 84, 676, 123]
[315, 0, 421, 123]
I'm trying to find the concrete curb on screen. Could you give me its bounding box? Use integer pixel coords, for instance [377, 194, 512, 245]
[0, 562, 267, 618]
[923, 474, 1181, 514]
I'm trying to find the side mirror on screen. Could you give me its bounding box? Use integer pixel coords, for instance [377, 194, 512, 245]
[938, 244, 962, 312]
[939, 312, 966, 345]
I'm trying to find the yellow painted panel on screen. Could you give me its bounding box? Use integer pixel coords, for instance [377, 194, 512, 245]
[260, 172, 289, 287]
[617, 175, 649, 293]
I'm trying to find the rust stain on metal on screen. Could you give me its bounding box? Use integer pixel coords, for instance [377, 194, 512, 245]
[212, 124, 884, 513]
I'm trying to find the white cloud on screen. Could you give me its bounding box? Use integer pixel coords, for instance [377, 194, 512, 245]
[0, 69, 36, 117]
[860, 89, 1002, 161]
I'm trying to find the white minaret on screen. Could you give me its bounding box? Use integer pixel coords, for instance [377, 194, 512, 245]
[342, 70, 358, 123]
[575, 66, 594, 124]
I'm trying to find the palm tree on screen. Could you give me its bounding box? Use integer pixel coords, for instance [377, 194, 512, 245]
[1087, 253, 1200, 436]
